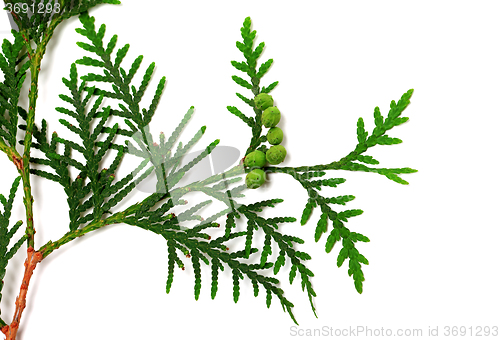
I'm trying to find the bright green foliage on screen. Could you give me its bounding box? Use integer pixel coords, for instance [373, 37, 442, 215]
[22, 13, 230, 235]
[0, 177, 27, 327]
[0, 31, 29, 150]
[228, 16, 278, 156]
[343, 89, 418, 185]
[0, 6, 417, 332]
[21, 12, 318, 326]
[297, 177, 369, 293]
[227, 17, 416, 298]
[287, 90, 416, 293]
[221, 198, 316, 322]
[22, 62, 155, 231]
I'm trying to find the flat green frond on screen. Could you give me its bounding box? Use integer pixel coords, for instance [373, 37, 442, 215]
[211, 257, 220, 299]
[311, 177, 346, 188]
[231, 75, 252, 89]
[164, 106, 195, 153]
[387, 89, 413, 121]
[231, 60, 249, 73]
[337, 236, 369, 294]
[289, 264, 298, 284]
[5, 235, 27, 261]
[165, 241, 177, 293]
[172, 139, 219, 183]
[373, 106, 383, 128]
[356, 155, 379, 165]
[256, 58, 273, 79]
[29, 169, 61, 183]
[377, 135, 403, 145]
[76, 56, 105, 67]
[384, 172, 409, 185]
[144, 76, 166, 125]
[232, 268, 241, 303]
[235, 93, 253, 106]
[252, 42, 265, 62]
[114, 43, 130, 69]
[1, 216, 17, 243]
[191, 252, 202, 300]
[300, 202, 313, 226]
[227, 106, 254, 127]
[356, 117, 368, 144]
[101, 164, 155, 214]
[325, 228, 340, 253]
[4, 176, 21, 220]
[314, 213, 328, 242]
[94, 122, 119, 164]
[89, 106, 111, 141]
[177, 201, 212, 223]
[327, 195, 356, 205]
[47, 152, 86, 171]
[53, 136, 86, 155]
[337, 209, 363, 222]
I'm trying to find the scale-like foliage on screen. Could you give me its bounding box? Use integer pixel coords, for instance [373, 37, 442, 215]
[95, 195, 312, 325]
[27, 13, 302, 325]
[0, 30, 29, 151]
[228, 16, 279, 156]
[0, 6, 417, 333]
[228, 17, 416, 296]
[21, 12, 238, 236]
[287, 91, 417, 293]
[341, 89, 418, 184]
[20, 62, 157, 231]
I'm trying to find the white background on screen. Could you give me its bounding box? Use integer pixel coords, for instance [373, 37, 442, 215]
[1, 1, 499, 339]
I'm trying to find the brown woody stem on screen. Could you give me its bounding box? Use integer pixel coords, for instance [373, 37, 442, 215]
[1, 247, 43, 340]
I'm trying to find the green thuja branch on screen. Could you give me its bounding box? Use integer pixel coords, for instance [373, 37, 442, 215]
[160, 199, 309, 324]
[0, 4, 417, 337]
[229, 17, 417, 294]
[0, 30, 28, 161]
[70, 12, 243, 204]
[4, 0, 122, 252]
[233, 199, 317, 318]
[228, 16, 278, 156]
[0, 2, 126, 338]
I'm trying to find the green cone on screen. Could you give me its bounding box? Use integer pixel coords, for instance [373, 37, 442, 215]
[254, 93, 274, 110]
[262, 107, 281, 128]
[266, 145, 287, 165]
[245, 168, 266, 189]
[267, 127, 283, 145]
[244, 150, 266, 168]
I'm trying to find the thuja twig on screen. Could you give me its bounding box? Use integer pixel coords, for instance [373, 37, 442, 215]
[228, 17, 417, 294]
[0, 4, 417, 336]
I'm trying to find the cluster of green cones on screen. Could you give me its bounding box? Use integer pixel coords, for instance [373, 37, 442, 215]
[245, 93, 287, 189]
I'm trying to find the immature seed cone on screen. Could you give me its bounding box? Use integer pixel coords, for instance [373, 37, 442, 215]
[245, 168, 266, 189]
[266, 145, 287, 165]
[262, 107, 281, 128]
[254, 93, 274, 110]
[266, 127, 283, 145]
[244, 150, 266, 168]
